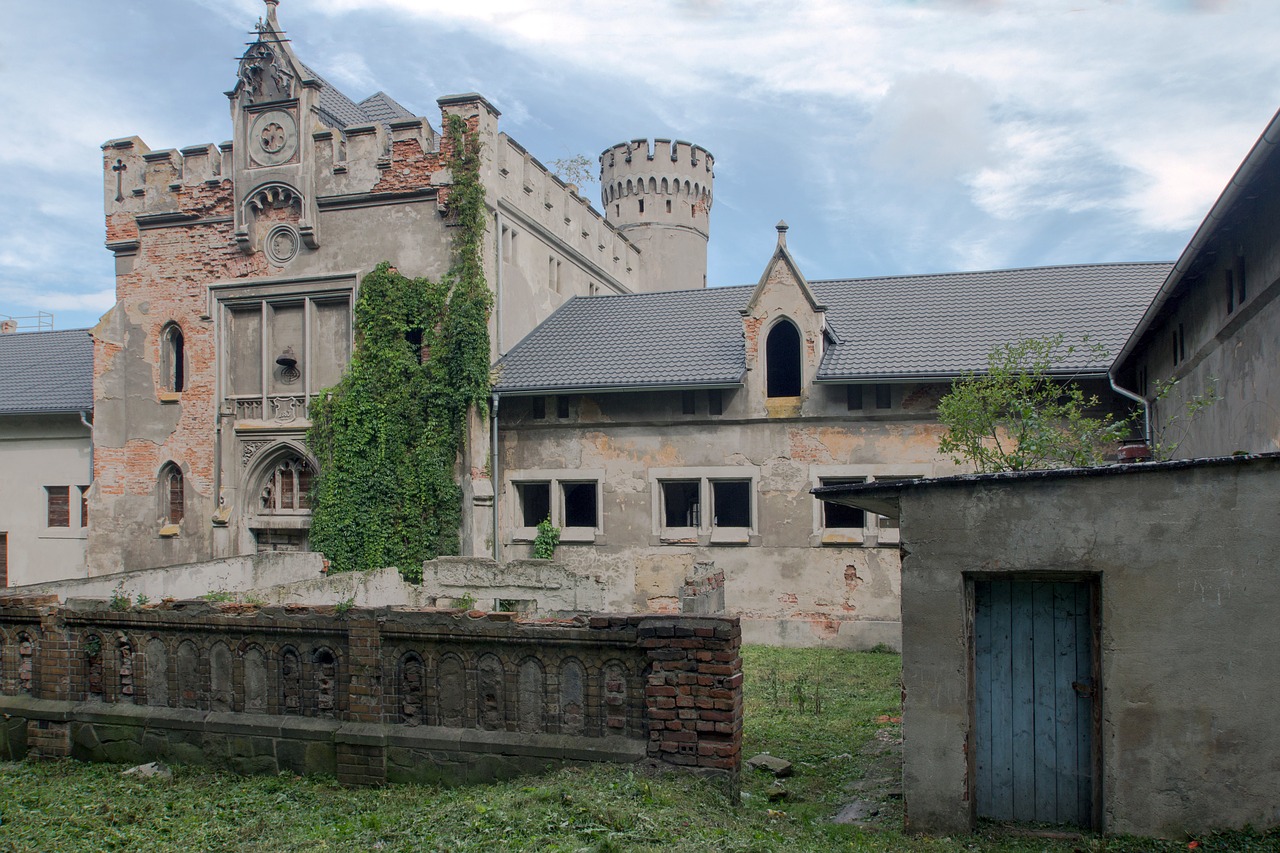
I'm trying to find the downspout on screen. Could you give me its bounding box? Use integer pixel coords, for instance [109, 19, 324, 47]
[1108, 368, 1151, 445]
[490, 392, 501, 562]
[494, 210, 504, 356]
[78, 411, 93, 482]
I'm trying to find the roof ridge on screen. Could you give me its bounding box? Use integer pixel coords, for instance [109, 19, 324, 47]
[809, 260, 1175, 287]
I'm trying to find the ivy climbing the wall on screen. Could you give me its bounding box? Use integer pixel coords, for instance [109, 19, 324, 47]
[307, 115, 491, 578]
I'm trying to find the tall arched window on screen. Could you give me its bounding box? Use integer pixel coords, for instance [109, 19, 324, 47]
[260, 454, 313, 513]
[160, 464, 184, 525]
[162, 323, 185, 392]
[765, 320, 802, 397]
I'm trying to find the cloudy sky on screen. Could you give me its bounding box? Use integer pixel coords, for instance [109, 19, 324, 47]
[3, 0, 1279, 331]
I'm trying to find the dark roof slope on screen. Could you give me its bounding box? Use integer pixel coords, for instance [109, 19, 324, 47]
[493, 262, 1170, 393]
[299, 64, 417, 131]
[358, 91, 415, 125]
[814, 262, 1171, 379]
[0, 329, 93, 415]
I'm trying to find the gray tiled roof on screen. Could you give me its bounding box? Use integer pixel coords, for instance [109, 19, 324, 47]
[298, 64, 415, 131]
[0, 329, 93, 415]
[358, 92, 415, 125]
[492, 262, 1171, 393]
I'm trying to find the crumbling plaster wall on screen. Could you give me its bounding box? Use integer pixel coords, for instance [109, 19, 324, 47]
[896, 456, 1280, 838]
[497, 386, 962, 649]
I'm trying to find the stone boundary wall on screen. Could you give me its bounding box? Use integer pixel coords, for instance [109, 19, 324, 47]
[0, 597, 741, 786]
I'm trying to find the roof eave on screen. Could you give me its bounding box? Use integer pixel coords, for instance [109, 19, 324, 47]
[494, 378, 745, 397]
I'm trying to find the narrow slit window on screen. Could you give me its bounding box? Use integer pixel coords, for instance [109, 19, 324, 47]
[162, 324, 185, 392]
[1226, 269, 1235, 314]
[162, 466, 184, 525]
[662, 480, 700, 528]
[79, 486, 90, 528]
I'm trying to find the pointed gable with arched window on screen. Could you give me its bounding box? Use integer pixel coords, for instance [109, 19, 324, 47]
[740, 222, 833, 418]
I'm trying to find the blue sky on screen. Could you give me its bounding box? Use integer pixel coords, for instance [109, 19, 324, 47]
[3, 0, 1279, 331]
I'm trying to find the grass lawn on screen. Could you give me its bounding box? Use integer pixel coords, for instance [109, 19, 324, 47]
[0, 646, 1274, 852]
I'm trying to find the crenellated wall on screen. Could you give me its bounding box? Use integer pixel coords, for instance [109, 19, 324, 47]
[0, 597, 742, 786]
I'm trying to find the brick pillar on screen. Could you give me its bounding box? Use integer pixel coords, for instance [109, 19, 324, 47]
[336, 612, 386, 785]
[639, 616, 742, 777]
[28, 604, 72, 757]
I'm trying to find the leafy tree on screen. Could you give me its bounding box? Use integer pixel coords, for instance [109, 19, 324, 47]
[548, 154, 594, 188]
[936, 335, 1132, 472]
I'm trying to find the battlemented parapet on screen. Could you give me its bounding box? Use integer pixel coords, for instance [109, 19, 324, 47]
[600, 139, 714, 293]
[0, 597, 742, 786]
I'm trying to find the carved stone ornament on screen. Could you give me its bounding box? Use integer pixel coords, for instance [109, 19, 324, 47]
[241, 440, 272, 467]
[265, 224, 300, 265]
[248, 109, 299, 167]
[238, 42, 294, 104]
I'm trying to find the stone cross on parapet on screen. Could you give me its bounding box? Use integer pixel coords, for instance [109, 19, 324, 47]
[112, 159, 127, 202]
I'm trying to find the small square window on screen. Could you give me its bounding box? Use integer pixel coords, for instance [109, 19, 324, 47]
[662, 480, 700, 528]
[517, 482, 551, 527]
[46, 486, 70, 528]
[562, 482, 597, 528]
[711, 480, 751, 528]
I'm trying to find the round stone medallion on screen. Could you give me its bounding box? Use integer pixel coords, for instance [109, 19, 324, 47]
[265, 224, 300, 265]
[248, 109, 298, 167]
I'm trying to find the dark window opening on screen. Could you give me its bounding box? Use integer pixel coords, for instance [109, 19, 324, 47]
[681, 390, 696, 415]
[517, 482, 551, 527]
[638, 198, 645, 214]
[875, 384, 892, 409]
[821, 478, 866, 528]
[765, 320, 802, 397]
[847, 385, 864, 411]
[665, 199, 672, 213]
[1172, 329, 1180, 366]
[1237, 257, 1247, 302]
[261, 456, 313, 513]
[406, 328, 424, 364]
[556, 395, 570, 419]
[712, 480, 751, 528]
[662, 480, 700, 528]
[531, 396, 546, 419]
[46, 486, 70, 528]
[562, 482, 597, 528]
[0, 532, 7, 587]
[1226, 270, 1235, 314]
[1178, 323, 1187, 363]
[163, 466, 184, 525]
[79, 486, 89, 528]
[163, 324, 185, 392]
[709, 389, 723, 416]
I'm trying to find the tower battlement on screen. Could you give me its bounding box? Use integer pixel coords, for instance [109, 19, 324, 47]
[598, 138, 714, 292]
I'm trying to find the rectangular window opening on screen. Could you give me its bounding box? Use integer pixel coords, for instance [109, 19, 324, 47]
[708, 389, 723, 416]
[517, 482, 551, 528]
[712, 480, 751, 528]
[531, 396, 546, 420]
[638, 198, 645, 214]
[1226, 269, 1235, 314]
[662, 480, 700, 528]
[681, 390, 696, 415]
[46, 486, 70, 528]
[875, 384, 892, 409]
[820, 478, 866, 529]
[556, 395, 570, 419]
[665, 199, 672, 213]
[562, 482, 598, 529]
[847, 384, 864, 411]
[79, 486, 90, 528]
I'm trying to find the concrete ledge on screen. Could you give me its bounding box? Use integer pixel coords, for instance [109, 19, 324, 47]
[741, 617, 901, 651]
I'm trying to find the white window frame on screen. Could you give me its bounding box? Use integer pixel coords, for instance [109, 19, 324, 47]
[649, 466, 760, 546]
[507, 468, 604, 545]
[810, 465, 930, 547]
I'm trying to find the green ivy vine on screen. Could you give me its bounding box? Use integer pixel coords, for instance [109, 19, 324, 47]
[307, 115, 491, 579]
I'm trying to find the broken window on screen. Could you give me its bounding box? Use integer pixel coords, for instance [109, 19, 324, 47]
[820, 477, 866, 529]
[765, 320, 802, 397]
[871, 476, 920, 544]
[162, 323, 185, 392]
[517, 482, 551, 527]
[711, 480, 751, 528]
[260, 455, 313, 513]
[662, 480, 700, 528]
[561, 482, 598, 529]
[46, 486, 70, 528]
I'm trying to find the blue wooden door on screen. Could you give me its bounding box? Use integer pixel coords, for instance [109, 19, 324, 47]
[973, 579, 1095, 827]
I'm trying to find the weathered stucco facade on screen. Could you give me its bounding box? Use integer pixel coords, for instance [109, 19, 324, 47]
[822, 455, 1280, 838]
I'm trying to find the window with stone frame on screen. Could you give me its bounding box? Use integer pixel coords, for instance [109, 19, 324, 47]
[765, 319, 802, 397]
[161, 323, 185, 393]
[652, 468, 760, 545]
[160, 464, 184, 526]
[819, 477, 867, 534]
[508, 470, 604, 544]
[260, 454, 314, 513]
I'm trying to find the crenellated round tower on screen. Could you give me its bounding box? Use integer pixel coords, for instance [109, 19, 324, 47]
[600, 139, 714, 292]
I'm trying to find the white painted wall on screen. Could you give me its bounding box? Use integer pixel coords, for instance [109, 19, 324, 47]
[0, 415, 92, 586]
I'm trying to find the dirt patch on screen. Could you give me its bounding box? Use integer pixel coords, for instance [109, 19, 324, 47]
[832, 726, 903, 828]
